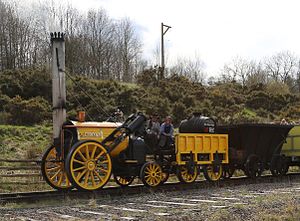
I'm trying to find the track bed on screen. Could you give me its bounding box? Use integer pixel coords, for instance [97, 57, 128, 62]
[1, 174, 300, 220]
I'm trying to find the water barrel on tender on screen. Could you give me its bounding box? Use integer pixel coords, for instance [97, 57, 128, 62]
[179, 113, 216, 133]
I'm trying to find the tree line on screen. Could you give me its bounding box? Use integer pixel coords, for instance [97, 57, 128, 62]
[0, 67, 299, 126]
[0, 0, 144, 82]
[217, 51, 300, 93]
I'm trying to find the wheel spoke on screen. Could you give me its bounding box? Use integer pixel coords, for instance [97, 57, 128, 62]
[77, 169, 88, 180]
[91, 172, 96, 186]
[98, 167, 108, 173]
[46, 166, 60, 172]
[94, 170, 104, 182]
[73, 165, 86, 172]
[73, 159, 85, 165]
[84, 171, 90, 186]
[146, 176, 152, 182]
[50, 168, 61, 181]
[149, 164, 153, 171]
[149, 177, 154, 184]
[78, 150, 87, 161]
[57, 172, 63, 186]
[153, 176, 160, 184]
[95, 151, 104, 160]
[85, 145, 90, 160]
[91, 145, 97, 159]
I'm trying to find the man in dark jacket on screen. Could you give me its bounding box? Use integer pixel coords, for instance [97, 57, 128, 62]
[159, 116, 174, 149]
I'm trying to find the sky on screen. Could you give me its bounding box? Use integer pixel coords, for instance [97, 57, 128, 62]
[31, 0, 300, 76]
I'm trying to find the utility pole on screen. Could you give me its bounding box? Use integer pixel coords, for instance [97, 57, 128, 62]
[161, 22, 171, 80]
[50, 32, 66, 149]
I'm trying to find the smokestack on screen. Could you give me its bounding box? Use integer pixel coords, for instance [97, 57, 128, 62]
[50, 32, 66, 148]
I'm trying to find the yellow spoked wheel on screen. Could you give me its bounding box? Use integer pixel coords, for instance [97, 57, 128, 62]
[203, 164, 223, 182]
[177, 165, 198, 183]
[41, 145, 72, 191]
[114, 175, 134, 187]
[65, 140, 112, 191]
[140, 162, 162, 187]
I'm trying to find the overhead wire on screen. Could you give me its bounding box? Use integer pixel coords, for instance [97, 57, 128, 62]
[64, 71, 121, 124]
[67, 90, 94, 121]
[64, 71, 111, 119]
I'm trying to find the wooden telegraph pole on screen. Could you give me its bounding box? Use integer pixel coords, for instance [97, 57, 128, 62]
[160, 22, 171, 81]
[50, 32, 66, 149]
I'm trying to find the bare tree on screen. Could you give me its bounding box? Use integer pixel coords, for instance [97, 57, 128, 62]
[264, 51, 298, 83]
[171, 55, 206, 83]
[115, 18, 142, 82]
[222, 57, 268, 87]
[0, 0, 143, 82]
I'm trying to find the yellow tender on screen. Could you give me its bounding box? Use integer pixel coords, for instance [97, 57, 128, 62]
[282, 125, 300, 157]
[176, 133, 229, 165]
[67, 121, 128, 157]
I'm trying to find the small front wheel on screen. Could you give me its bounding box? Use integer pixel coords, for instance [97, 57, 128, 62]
[244, 155, 263, 178]
[203, 164, 223, 182]
[177, 165, 198, 183]
[140, 162, 162, 187]
[270, 155, 288, 176]
[114, 175, 134, 187]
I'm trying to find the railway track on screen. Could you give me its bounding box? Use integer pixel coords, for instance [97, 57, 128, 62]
[1, 173, 299, 205]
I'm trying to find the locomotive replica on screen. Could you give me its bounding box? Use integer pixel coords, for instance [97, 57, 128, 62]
[42, 33, 294, 191]
[42, 33, 229, 191]
[42, 112, 229, 191]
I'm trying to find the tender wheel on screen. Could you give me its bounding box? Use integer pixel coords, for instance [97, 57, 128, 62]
[244, 154, 263, 178]
[140, 162, 162, 187]
[270, 155, 288, 176]
[114, 175, 134, 187]
[65, 140, 112, 191]
[203, 164, 223, 182]
[41, 145, 72, 191]
[222, 164, 235, 179]
[160, 172, 169, 184]
[177, 165, 198, 183]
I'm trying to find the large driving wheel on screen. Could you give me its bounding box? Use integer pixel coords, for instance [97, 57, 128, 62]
[203, 164, 223, 182]
[41, 145, 72, 191]
[270, 155, 288, 176]
[244, 154, 263, 178]
[114, 175, 134, 187]
[177, 165, 198, 183]
[65, 140, 112, 191]
[140, 162, 162, 187]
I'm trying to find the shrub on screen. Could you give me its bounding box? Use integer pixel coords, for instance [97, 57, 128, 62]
[5, 96, 51, 125]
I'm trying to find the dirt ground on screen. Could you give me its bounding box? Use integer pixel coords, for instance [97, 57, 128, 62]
[1, 177, 300, 221]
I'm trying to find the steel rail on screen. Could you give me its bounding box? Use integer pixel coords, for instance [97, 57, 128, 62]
[1, 173, 299, 205]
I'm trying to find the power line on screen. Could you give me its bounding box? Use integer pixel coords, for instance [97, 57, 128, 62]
[64, 71, 111, 119]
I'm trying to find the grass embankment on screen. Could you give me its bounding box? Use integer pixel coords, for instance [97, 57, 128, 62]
[0, 124, 52, 160]
[0, 124, 52, 193]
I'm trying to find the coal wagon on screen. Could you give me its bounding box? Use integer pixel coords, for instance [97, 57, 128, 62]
[217, 124, 293, 178]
